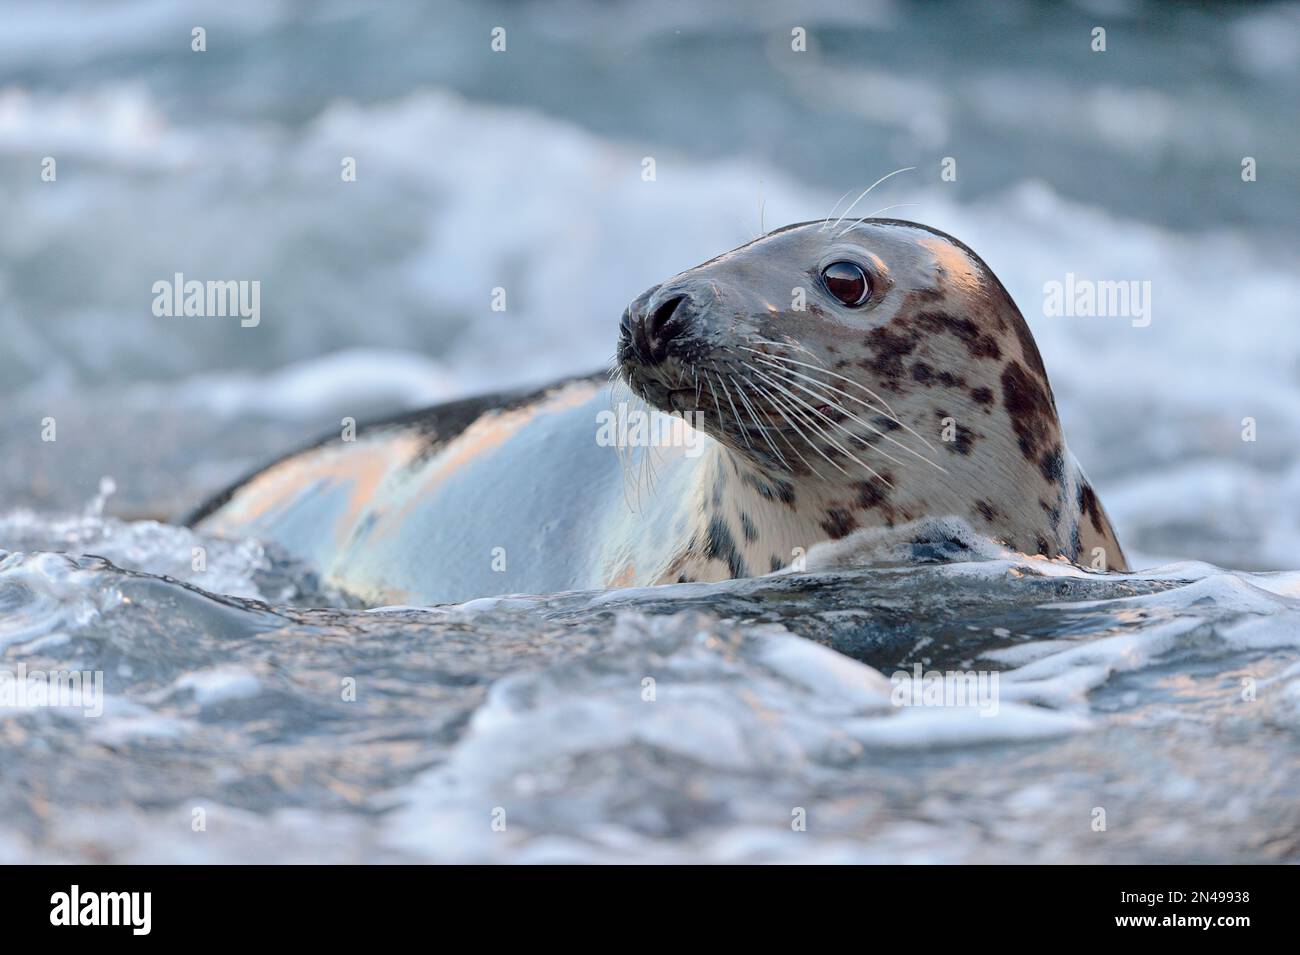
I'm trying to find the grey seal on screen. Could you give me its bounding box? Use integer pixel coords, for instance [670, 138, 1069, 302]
[188, 219, 1128, 604]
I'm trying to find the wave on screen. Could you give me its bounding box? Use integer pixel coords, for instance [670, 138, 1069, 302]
[1, 514, 1296, 862]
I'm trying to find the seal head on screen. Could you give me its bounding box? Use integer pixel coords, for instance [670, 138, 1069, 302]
[617, 218, 1128, 574]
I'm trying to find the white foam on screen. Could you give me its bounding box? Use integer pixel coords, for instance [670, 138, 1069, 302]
[0, 551, 124, 651]
[377, 610, 1113, 860]
[843, 703, 1089, 748]
[173, 668, 262, 707]
[89, 695, 194, 744]
[0, 510, 268, 601]
[145, 348, 465, 421]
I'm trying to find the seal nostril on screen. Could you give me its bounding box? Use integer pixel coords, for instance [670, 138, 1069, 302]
[647, 294, 687, 342]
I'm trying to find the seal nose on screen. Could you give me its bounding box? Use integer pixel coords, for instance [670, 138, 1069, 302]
[642, 293, 689, 362]
[647, 294, 686, 340]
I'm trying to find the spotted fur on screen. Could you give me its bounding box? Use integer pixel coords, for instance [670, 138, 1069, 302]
[619, 218, 1129, 581]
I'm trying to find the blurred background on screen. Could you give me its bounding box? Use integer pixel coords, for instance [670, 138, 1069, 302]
[1, 0, 1298, 567]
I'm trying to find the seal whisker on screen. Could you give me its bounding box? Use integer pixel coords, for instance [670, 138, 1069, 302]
[751, 335, 819, 361]
[760, 383, 836, 479]
[704, 369, 727, 445]
[748, 377, 831, 477]
[741, 346, 938, 453]
[753, 377, 848, 477]
[631, 394, 651, 511]
[639, 421, 662, 506]
[606, 370, 636, 496]
[757, 350, 934, 455]
[749, 366, 891, 484]
[827, 167, 916, 233]
[762, 389, 828, 477]
[742, 345, 900, 422]
[757, 352, 913, 439]
[711, 368, 754, 451]
[837, 202, 921, 238]
[633, 394, 668, 510]
[734, 374, 797, 469]
[821, 187, 857, 229]
[729, 373, 791, 469]
[753, 358, 947, 472]
[755, 366, 915, 472]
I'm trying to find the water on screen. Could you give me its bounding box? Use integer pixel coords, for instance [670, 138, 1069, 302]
[2, 515, 1297, 862]
[1, 0, 1298, 862]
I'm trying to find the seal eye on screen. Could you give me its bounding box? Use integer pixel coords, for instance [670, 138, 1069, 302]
[821, 261, 871, 307]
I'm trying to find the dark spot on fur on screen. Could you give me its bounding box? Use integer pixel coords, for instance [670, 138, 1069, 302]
[774, 478, 797, 507]
[742, 471, 796, 508]
[936, 410, 975, 455]
[705, 515, 747, 578]
[1035, 536, 1054, 558]
[856, 477, 891, 511]
[739, 511, 759, 543]
[770, 555, 785, 573]
[976, 499, 1000, 523]
[861, 325, 921, 385]
[1013, 316, 1048, 379]
[823, 443, 846, 463]
[906, 286, 947, 306]
[914, 311, 1002, 361]
[1039, 443, 1065, 485]
[911, 362, 967, 388]
[820, 404, 848, 425]
[821, 508, 858, 540]
[1001, 360, 1057, 461]
[711, 469, 726, 508]
[1078, 483, 1105, 535]
[970, 386, 994, 406]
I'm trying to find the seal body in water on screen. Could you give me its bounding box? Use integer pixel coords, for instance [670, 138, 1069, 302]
[189, 219, 1128, 604]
